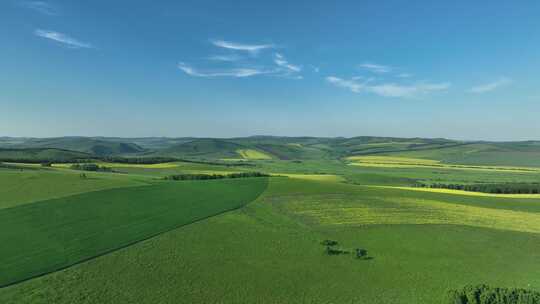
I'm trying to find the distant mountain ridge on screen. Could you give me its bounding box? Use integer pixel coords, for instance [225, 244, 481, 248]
[1, 136, 540, 167]
[1, 137, 144, 156]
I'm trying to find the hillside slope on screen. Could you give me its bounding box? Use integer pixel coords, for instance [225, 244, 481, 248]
[6, 137, 144, 156]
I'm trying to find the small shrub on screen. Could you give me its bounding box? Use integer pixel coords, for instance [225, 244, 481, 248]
[321, 240, 350, 255]
[355, 248, 368, 259]
[325, 246, 349, 255]
[321, 240, 339, 246]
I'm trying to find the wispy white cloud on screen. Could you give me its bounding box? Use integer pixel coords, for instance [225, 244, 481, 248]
[210, 39, 274, 54]
[274, 53, 301, 73]
[207, 54, 242, 62]
[21, 1, 58, 15]
[326, 76, 450, 98]
[34, 29, 93, 49]
[469, 77, 512, 93]
[181, 39, 302, 80]
[368, 82, 450, 98]
[326, 76, 363, 93]
[359, 62, 392, 74]
[178, 62, 270, 78]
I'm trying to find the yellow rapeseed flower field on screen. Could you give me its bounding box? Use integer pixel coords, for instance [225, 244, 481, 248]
[236, 149, 273, 160]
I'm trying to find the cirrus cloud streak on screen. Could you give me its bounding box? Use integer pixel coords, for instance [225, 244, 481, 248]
[34, 29, 93, 49]
[326, 76, 450, 98]
[178, 62, 271, 78]
[469, 77, 512, 93]
[210, 39, 274, 54]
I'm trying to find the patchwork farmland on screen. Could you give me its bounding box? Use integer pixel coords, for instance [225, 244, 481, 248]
[1, 136, 540, 303]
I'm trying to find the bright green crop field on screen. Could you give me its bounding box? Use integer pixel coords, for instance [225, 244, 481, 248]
[0, 169, 147, 209]
[0, 176, 267, 287]
[1, 150, 540, 303]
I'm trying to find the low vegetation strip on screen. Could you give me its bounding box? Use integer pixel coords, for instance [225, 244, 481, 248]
[0, 177, 268, 287]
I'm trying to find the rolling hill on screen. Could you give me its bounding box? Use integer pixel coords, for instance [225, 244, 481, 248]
[3, 137, 144, 156]
[1, 136, 540, 166]
[0, 148, 92, 163]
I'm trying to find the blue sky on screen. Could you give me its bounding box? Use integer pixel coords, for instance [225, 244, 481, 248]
[1, 0, 539, 140]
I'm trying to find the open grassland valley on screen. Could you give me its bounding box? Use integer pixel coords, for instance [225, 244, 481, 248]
[1, 136, 540, 304]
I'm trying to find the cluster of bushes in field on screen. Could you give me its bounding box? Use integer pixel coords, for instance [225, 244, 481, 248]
[164, 172, 269, 181]
[321, 240, 369, 259]
[414, 182, 540, 194]
[70, 163, 113, 172]
[446, 284, 540, 304]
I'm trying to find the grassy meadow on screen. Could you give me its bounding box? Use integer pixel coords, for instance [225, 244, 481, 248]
[1, 136, 540, 303]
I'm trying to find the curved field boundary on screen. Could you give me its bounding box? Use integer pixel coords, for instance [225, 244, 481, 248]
[0, 178, 268, 288]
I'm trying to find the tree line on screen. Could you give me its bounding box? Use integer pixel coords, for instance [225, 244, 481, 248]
[0, 155, 256, 168]
[164, 172, 269, 181]
[100, 156, 178, 164]
[414, 182, 540, 194]
[70, 163, 113, 172]
[447, 284, 540, 304]
[0, 162, 23, 170]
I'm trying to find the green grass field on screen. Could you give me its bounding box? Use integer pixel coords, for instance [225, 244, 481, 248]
[0, 177, 267, 287]
[1, 137, 540, 303]
[0, 169, 147, 209]
[1, 177, 539, 303]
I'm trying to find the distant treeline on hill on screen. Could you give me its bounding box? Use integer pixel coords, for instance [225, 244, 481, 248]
[414, 182, 540, 194]
[164, 172, 269, 181]
[0, 152, 256, 168]
[70, 163, 113, 172]
[100, 156, 178, 164]
[174, 158, 257, 167]
[0, 162, 25, 170]
[0, 155, 176, 165]
[100, 157, 255, 167]
[447, 284, 540, 304]
[0, 157, 96, 164]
